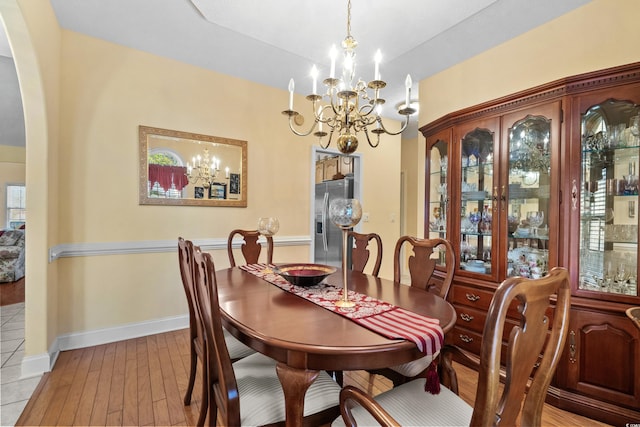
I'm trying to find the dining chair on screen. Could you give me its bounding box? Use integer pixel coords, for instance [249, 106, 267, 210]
[394, 235, 455, 299]
[367, 235, 455, 386]
[335, 267, 571, 427]
[191, 247, 342, 426]
[178, 238, 255, 426]
[348, 231, 383, 277]
[227, 229, 274, 267]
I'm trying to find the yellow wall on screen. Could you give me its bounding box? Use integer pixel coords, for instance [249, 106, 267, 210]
[412, 0, 640, 235]
[3, 0, 402, 358]
[1, 0, 61, 361]
[51, 31, 401, 334]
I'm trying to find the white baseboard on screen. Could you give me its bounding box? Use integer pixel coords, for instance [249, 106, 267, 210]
[21, 314, 189, 377]
[21, 337, 59, 379]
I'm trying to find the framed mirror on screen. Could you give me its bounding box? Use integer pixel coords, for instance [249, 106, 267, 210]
[139, 125, 247, 207]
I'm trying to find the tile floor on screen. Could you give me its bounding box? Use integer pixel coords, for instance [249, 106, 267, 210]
[1, 302, 41, 426]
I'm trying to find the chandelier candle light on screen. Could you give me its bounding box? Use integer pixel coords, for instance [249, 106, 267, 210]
[282, 0, 415, 154]
[186, 148, 220, 188]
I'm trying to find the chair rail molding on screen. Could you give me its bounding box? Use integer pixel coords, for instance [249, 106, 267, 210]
[48, 235, 312, 262]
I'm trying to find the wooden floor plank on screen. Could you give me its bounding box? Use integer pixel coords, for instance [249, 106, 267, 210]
[73, 369, 101, 426]
[105, 409, 122, 426]
[89, 341, 116, 426]
[58, 346, 95, 425]
[15, 328, 613, 427]
[137, 337, 155, 426]
[156, 332, 186, 426]
[122, 339, 139, 426]
[107, 340, 127, 414]
[88, 343, 107, 373]
[152, 398, 170, 427]
[146, 334, 166, 403]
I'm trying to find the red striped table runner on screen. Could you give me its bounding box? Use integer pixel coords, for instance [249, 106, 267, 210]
[239, 264, 443, 356]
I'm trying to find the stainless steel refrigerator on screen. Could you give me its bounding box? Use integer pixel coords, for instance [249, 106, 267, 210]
[314, 177, 354, 267]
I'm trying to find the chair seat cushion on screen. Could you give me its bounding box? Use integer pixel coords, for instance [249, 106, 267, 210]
[223, 328, 256, 360]
[332, 378, 473, 427]
[389, 350, 439, 377]
[234, 353, 341, 426]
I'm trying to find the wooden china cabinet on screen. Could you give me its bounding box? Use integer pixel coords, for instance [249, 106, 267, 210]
[422, 62, 640, 426]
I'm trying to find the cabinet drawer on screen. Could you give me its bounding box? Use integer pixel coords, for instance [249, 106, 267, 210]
[452, 304, 486, 334]
[451, 285, 494, 311]
[452, 284, 555, 323]
[449, 326, 483, 354]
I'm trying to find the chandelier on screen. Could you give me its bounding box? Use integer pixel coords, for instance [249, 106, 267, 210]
[282, 0, 415, 154]
[186, 148, 222, 188]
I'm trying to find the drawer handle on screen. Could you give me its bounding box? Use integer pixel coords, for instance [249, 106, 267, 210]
[465, 293, 480, 302]
[459, 334, 473, 343]
[460, 313, 474, 322]
[569, 330, 576, 363]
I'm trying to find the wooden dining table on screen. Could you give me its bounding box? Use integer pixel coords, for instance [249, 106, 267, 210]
[215, 266, 457, 427]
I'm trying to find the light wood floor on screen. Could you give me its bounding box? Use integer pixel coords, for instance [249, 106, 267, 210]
[16, 328, 612, 426]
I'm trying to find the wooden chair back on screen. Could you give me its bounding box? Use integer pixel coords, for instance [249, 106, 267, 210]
[178, 238, 199, 347]
[227, 229, 274, 267]
[192, 247, 241, 425]
[472, 267, 571, 426]
[393, 236, 455, 300]
[178, 238, 209, 425]
[348, 231, 383, 277]
[340, 267, 571, 427]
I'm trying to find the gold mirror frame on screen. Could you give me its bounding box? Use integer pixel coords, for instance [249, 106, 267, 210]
[139, 125, 247, 207]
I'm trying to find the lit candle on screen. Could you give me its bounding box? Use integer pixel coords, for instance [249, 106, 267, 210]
[197, 154, 202, 166]
[288, 78, 295, 110]
[311, 65, 318, 95]
[225, 167, 230, 178]
[329, 45, 337, 78]
[404, 74, 412, 109]
[374, 49, 382, 80]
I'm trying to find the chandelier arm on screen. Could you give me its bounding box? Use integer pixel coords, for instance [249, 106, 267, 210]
[320, 129, 335, 149]
[363, 127, 381, 148]
[287, 115, 318, 137]
[376, 115, 411, 136]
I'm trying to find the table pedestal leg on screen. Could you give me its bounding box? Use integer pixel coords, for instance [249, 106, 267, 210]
[275, 362, 319, 427]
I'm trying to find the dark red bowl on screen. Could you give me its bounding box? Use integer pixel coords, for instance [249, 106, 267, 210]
[274, 263, 337, 287]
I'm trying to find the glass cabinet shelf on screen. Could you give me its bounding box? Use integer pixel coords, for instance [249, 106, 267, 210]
[579, 98, 639, 297]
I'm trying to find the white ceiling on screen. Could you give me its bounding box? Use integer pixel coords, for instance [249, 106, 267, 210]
[3, 0, 591, 124]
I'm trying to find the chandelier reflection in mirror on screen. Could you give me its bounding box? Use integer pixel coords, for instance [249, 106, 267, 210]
[186, 148, 229, 188]
[282, 0, 415, 154]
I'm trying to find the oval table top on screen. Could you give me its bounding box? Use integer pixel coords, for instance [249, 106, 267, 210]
[215, 266, 456, 371]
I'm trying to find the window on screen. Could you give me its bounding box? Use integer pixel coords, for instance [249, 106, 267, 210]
[6, 185, 25, 229]
[147, 149, 187, 198]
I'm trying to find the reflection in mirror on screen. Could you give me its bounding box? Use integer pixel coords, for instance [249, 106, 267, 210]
[139, 125, 247, 207]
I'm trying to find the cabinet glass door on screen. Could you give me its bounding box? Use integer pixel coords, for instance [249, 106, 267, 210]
[579, 100, 640, 297]
[427, 139, 448, 238]
[506, 116, 551, 278]
[459, 128, 494, 275]
[426, 129, 451, 269]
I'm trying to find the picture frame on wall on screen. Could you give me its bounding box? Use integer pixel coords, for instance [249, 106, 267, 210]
[209, 182, 227, 199]
[229, 173, 240, 194]
[194, 186, 204, 199]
